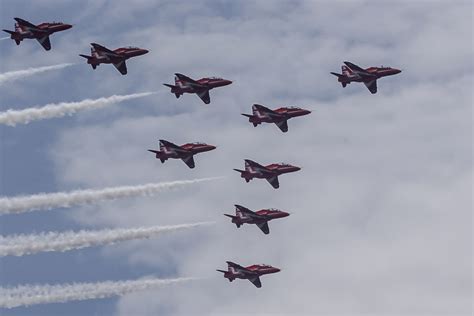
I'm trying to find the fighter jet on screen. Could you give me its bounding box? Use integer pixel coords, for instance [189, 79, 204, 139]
[234, 159, 301, 189]
[79, 43, 149, 75]
[217, 261, 281, 288]
[224, 204, 289, 235]
[242, 104, 311, 132]
[331, 61, 401, 94]
[148, 139, 216, 169]
[163, 73, 232, 104]
[3, 17, 72, 51]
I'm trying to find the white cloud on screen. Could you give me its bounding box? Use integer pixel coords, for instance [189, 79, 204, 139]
[17, 0, 472, 315]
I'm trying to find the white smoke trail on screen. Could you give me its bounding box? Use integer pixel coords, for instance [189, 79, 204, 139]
[0, 277, 197, 308]
[0, 36, 10, 40]
[0, 177, 221, 215]
[0, 63, 75, 86]
[0, 92, 154, 126]
[0, 222, 214, 257]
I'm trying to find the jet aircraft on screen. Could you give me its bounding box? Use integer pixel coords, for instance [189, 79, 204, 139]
[3, 17, 72, 51]
[217, 261, 280, 288]
[163, 73, 232, 104]
[224, 204, 289, 234]
[234, 159, 301, 189]
[242, 104, 311, 132]
[148, 139, 216, 169]
[331, 61, 401, 94]
[79, 43, 149, 75]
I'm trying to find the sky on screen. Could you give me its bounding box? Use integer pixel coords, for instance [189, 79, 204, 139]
[0, 0, 472, 315]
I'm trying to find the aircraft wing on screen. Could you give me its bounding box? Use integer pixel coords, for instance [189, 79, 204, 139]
[235, 205, 265, 220]
[196, 89, 211, 104]
[248, 276, 262, 288]
[175, 73, 207, 88]
[181, 155, 195, 169]
[343, 61, 368, 73]
[275, 120, 288, 132]
[364, 79, 377, 94]
[227, 261, 247, 271]
[14, 18, 37, 29]
[36, 35, 51, 51]
[245, 159, 267, 172]
[91, 43, 121, 58]
[266, 175, 280, 189]
[113, 60, 128, 75]
[256, 222, 270, 234]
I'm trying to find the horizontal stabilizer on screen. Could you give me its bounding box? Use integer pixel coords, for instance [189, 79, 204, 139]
[163, 83, 176, 89]
[241, 113, 253, 118]
[216, 269, 227, 274]
[233, 169, 245, 174]
[224, 214, 236, 219]
[147, 149, 160, 154]
[3, 29, 14, 35]
[330, 72, 343, 78]
[79, 54, 92, 59]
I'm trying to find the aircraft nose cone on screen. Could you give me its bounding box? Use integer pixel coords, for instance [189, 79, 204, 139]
[303, 109, 312, 115]
[224, 80, 233, 85]
[209, 145, 217, 150]
[394, 68, 402, 74]
[141, 49, 149, 55]
[280, 211, 290, 217]
[274, 268, 281, 273]
[63, 24, 73, 29]
[293, 166, 301, 172]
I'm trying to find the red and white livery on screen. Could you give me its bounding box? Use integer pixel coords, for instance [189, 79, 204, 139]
[3, 17, 72, 51]
[148, 139, 216, 169]
[331, 61, 401, 94]
[217, 261, 281, 288]
[163, 73, 232, 104]
[242, 104, 311, 132]
[224, 204, 289, 234]
[234, 159, 301, 189]
[79, 43, 149, 75]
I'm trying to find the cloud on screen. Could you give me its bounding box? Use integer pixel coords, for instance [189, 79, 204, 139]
[1, 0, 471, 315]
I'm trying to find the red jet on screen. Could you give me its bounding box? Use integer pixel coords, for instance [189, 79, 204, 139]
[224, 204, 289, 235]
[163, 73, 232, 104]
[331, 61, 401, 94]
[217, 261, 280, 288]
[79, 43, 149, 75]
[148, 139, 216, 169]
[234, 159, 301, 189]
[242, 104, 311, 133]
[3, 17, 72, 51]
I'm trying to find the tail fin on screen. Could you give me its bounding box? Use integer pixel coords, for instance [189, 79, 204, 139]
[79, 54, 97, 69]
[224, 214, 241, 227]
[163, 83, 176, 89]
